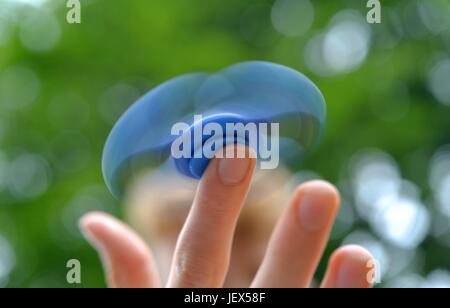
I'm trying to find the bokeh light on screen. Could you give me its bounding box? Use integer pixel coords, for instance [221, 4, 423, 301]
[372, 8, 403, 50]
[372, 194, 430, 249]
[417, 0, 450, 35]
[305, 10, 371, 76]
[387, 270, 450, 288]
[271, 0, 314, 37]
[401, 0, 429, 39]
[0, 0, 449, 288]
[0, 152, 8, 193]
[349, 149, 430, 249]
[0, 9, 13, 46]
[421, 270, 450, 288]
[7, 0, 48, 6]
[350, 149, 401, 219]
[429, 145, 450, 217]
[19, 8, 60, 53]
[323, 11, 371, 73]
[6, 153, 51, 200]
[427, 59, 450, 106]
[0, 65, 41, 111]
[0, 235, 15, 287]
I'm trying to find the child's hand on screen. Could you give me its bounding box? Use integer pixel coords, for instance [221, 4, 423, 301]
[79, 144, 373, 288]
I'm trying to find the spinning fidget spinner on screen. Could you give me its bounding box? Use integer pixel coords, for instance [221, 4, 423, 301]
[102, 61, 326, 198]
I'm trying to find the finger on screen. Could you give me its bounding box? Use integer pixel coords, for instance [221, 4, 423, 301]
[321, 245, 374, 288]
[79, 212, 161, 288]
[251, 180, 340, 288]
[167, 144, 256, 288]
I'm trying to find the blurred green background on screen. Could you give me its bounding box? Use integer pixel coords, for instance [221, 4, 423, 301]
[0, 0, 450, 287]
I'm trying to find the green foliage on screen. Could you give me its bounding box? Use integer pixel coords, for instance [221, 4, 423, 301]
[0, 0, 449, 287]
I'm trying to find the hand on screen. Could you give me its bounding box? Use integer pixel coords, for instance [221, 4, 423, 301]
[79, 144, 373, 288]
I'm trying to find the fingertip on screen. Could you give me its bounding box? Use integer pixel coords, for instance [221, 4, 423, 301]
[213, 144, 256, 186]
[297, 180, 340, 208]
[332, 245, 373, 261]
[79, 212, 116, 244]
[251, 180, 342, 287]
[79, 212, 161, 288]
[79, 212, 101, 241]
[291, 180, 340, 233]
[324, 245, 374, 288]
[79, 211, 105, 231]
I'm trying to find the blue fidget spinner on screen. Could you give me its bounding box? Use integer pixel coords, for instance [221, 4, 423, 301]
[102, 61, 326, 198]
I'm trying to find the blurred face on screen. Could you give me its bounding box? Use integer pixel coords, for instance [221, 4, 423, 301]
[124, 167, 290, 287]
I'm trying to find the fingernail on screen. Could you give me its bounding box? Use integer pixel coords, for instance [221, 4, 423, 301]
[217, 145, 252, 185]
[298, 183, 337, 232]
